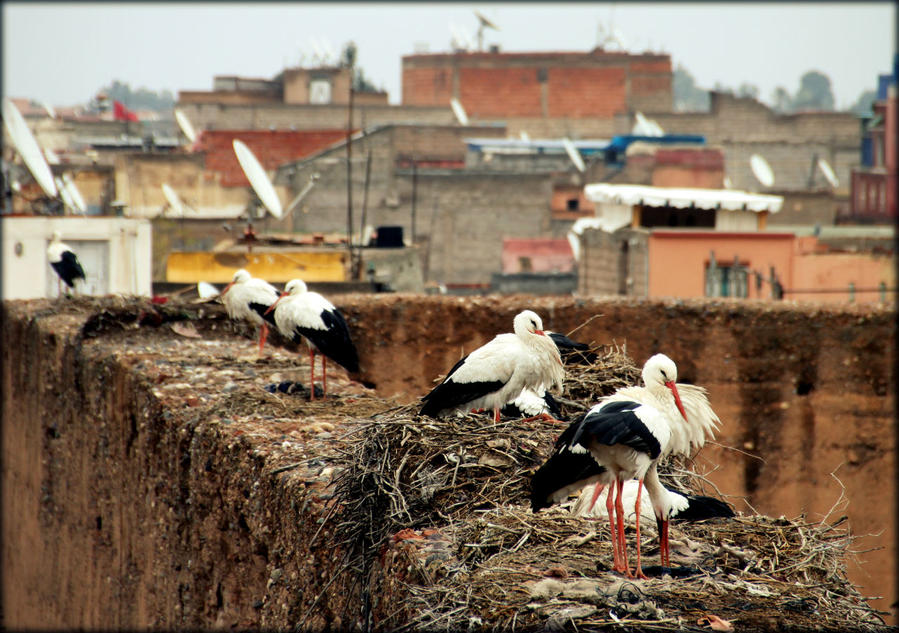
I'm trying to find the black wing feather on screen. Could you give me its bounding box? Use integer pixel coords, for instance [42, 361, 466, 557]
[51, 251, 86, 288]
[292, 308, 360, 373]
[572, 400, 662, 459]
[248, 302, 277, 326]
[672, 494, 735, 521]
[420, 354, 504, 417]
[530, 445, 606, 512]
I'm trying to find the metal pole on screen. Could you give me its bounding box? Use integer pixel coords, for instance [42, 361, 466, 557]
[411, 159, 418, 246]
[359, 149, 372, 250]
[346, 78, 355, 278]
[879, 281, 886, 303]
[848, 282, 855, 302]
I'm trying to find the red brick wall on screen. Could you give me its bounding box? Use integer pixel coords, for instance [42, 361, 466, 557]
[197, 130, 350, 187]
[547, 67, 626, 117]
[401, 51, 672, 119]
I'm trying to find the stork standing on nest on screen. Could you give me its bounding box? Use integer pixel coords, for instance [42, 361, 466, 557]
[220, 269, 279, 355]
[420, 310, 564, 423]
[47, 231, 86, 297]
[531, 354, 719, 578]
[265, 279, 359, 400]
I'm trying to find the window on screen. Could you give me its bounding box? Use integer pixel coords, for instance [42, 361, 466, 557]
[705, 258, 748, 298]
[566, 198, 579, 211]
[309, 78, 332, 104]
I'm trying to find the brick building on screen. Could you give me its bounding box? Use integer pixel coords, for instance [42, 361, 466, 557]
[847, 84, 897, 222]
[401, 49, 672, 119]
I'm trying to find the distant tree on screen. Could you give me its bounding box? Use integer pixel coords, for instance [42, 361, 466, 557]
[98, 79, 174, 111]
[340, 41, 381, 93]
[770, 86, 793, 113]
[850, 89, 877, 117]
[736, 82, 760, 100]
[672, 65, 710, 112]
[791, 70, 835, 111]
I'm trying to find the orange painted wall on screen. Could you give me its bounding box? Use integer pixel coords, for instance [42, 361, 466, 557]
[648, 231, 895, 303]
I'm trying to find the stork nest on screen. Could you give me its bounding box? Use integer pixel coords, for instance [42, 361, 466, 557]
[325, 341, 889, 632]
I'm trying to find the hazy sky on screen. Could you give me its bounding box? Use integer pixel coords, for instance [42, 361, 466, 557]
[3, 2, 896, 110]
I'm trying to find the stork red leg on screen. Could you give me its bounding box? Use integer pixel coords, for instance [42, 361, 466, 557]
[322, 356, 328, 398]
[258, 323, 269, 355]
[633, 479, 647, 579]
[588, 482, 605, 513]
[309, 349, 316, 401]
[493, 408, 500, 423]
[605, 480, 622, 572]
[520, 413, 566, 424]
[660, 518, 670, 568]
[614, 478, 631, 577]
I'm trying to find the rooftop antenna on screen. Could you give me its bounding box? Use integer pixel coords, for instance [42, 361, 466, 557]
[174, 108, 198, 145]
[41, 101, 56, 119]
[449, 22, 473, 52]
[2, 97, 57, 198]
[562, 137, 586, 172]
[817, 157, 839, 188]
[161, 183, 186, 217]
[450, 97, 469, 125]
[750, 153, 775, 188]
[61, 172, 87, 214]
[474, 10, 500, 51]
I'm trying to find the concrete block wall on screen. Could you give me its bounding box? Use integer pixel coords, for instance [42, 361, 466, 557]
[577, 228, 649, 297]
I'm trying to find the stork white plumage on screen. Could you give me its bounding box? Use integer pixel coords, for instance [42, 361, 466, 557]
[420, 310, 565, 423]
[265, 279, 359, 400]
[219, 269, 279, 355]
[47, 231, 86, 297]
[532, 354, 719, 578]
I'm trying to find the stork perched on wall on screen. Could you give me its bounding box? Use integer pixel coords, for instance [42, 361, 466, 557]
[47, 231, 86, 297]
[531, 354, 720, 578]
[420, 310, 565, 423]
[220, 269, 279, 355]
[266, 279, 359, 400]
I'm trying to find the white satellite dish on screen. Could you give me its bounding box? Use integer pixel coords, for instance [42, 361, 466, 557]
[2, 97, 57, 197]
[43, 147, 61, 165]
[723, 176, 733, 189]
[562, 137, 586, 172]
[41, 101, 57, 119]
[232, 139, 284, 219]
[62, 172, 87, 214]
[519, 130, 530, 141]
[161, 183, 185, 216]
[449, 22, 473, 51]
[55, 176, 75, 211]
[750, 154, 775, 188]
[450, 98, 469, 125]
[197, 281, 220, 299]
[174, 108, 197, 144]
[474, 10, 500, 50]
[817, 158, 839, 188]
[633, 111, 663, 137]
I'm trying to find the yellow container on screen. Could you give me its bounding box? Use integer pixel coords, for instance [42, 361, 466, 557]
[166, 249, 347, 283]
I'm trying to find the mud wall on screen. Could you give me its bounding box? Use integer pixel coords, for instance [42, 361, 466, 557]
[2, 295, 895, 627]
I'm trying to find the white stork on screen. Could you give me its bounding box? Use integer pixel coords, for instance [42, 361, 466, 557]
[219, 269, 279, 355]
[47, 231, 86, 297]
[265, 279, 359, 400]
[531, 353, 719, 578]
[420, 310, 565, 423]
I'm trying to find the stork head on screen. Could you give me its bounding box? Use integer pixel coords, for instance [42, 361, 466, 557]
[222, 268, 250, 296]
[642, 353, 687, 421]
[284, 279, 308, 296]
[513, 310, 546, 337]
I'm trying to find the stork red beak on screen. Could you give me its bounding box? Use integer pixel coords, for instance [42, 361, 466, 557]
[220, 281, 235, 296]
[535, 329, 545, 336]
[264, 291, 287, 315]
[665, 381, 688, 421]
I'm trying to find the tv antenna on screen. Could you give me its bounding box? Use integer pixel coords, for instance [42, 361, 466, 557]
[174, 108, 198, 145]
[562, 138, 586, 172]
[817, 157, 839, 188]
[450, 98, 469, 125]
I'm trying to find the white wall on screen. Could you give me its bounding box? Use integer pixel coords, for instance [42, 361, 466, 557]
[715, 209, 763, 231]
[1, 217, 152, 299]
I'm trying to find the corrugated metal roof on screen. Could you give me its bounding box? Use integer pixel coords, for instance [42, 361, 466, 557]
[584, 183, 783, 213]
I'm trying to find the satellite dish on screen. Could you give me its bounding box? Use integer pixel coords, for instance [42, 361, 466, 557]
[450, 98, 469, 125]
[197, 281, 220, 299]
[723, 176, 733, 189]
[232, 139, 284, 219]
[474, 10, 500, 50]
[562, 137, 586, 172]
[449, 23, 473, 52]
[519, 130, 530, 141]
[55, 176, 75, 211]
[43, 147, 61, 165]
[2, 97, 57, 197]
[62, 172, 87, 214]
[750, 154, 775, 188]
[161, 183, 185, 216]
[174, 108, 197, 144]
[633, 111, 663, 137]
[817, 158, 839, 188]
[41, 101, 57, 119]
